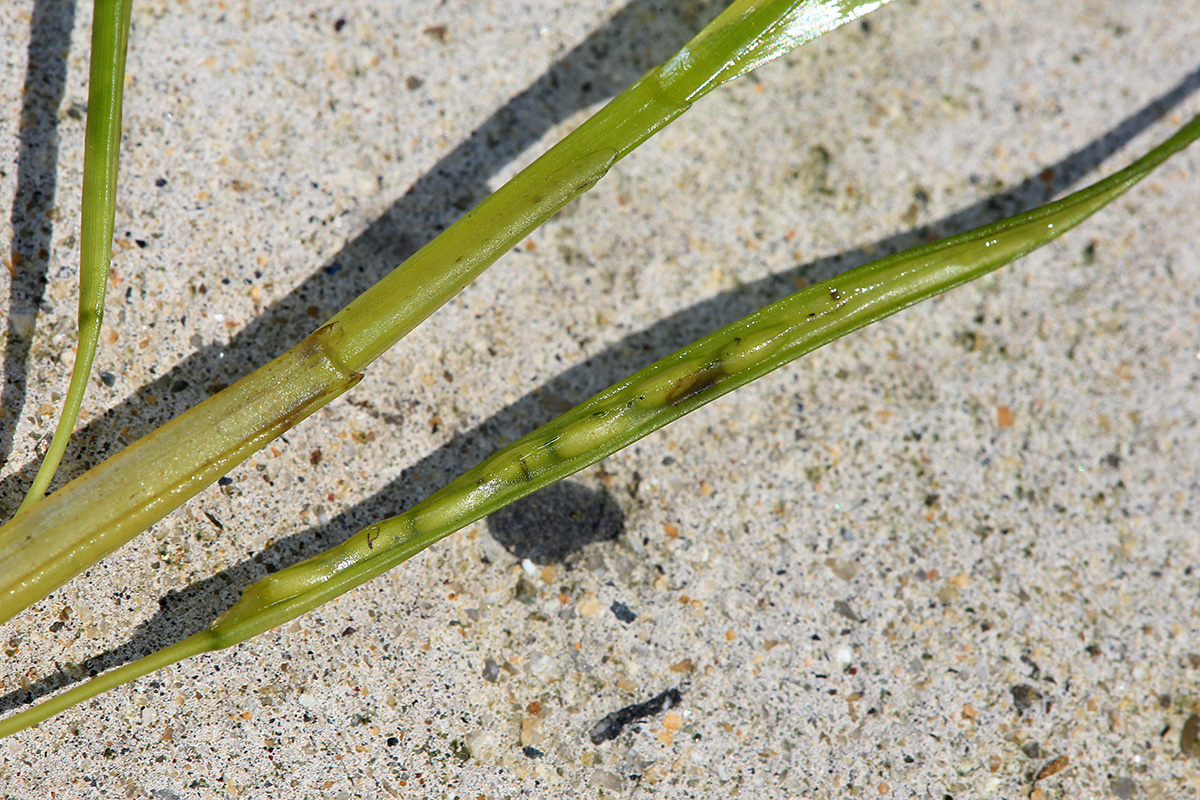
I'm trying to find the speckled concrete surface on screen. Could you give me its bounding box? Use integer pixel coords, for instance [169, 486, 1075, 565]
[1, 0, 1198, 797]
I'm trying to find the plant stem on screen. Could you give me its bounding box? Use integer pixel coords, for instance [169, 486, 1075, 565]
[325, 0, 891, 372]
[0, 0, 891, 623]
[2, 113, 1193, 738]
[18, 0, 132, 512]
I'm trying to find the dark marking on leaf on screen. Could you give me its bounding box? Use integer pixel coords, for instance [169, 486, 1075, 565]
[665, 365, 724, 407]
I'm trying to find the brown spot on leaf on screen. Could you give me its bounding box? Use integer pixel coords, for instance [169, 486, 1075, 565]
[665, 365, 724, 407]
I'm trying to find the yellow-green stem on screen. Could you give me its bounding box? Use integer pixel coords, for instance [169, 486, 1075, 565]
[0, 0, 891, 623]
[19, 0, 133, 512]
[2, 113, 1193, 738]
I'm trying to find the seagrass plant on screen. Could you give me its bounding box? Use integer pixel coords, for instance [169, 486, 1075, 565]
[0, 0, 1197, 774]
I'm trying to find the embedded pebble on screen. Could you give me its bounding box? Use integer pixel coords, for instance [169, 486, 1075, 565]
[610, 600, 637, 623]
[1010, 684, 1043, 713]
[1181, 714, 1200, 758]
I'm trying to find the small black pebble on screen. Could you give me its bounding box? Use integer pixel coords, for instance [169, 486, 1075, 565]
[610, 600, 636, 623]
[333, 17, 346, 32]
[522, 746, 544, 759]
[100, 372, 116, 387]
[217, 476, 233, 486]
[154, 177, 167, 187]
[1022, 741, 1043, 759]
[386, 737, 398, 747]
[589, 687, 683, 744]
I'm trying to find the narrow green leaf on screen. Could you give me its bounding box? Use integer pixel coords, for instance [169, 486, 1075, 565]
[18, 0, 132, 513]
[2, 113, 1192, 738]
[0, 0, 895, 626]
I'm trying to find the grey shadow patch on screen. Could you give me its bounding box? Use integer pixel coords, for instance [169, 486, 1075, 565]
[2, 0, 78, 471]
[487, 480, 624, 564]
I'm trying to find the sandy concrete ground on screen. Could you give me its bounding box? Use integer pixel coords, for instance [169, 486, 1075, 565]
[1, 0, 1198, 797]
